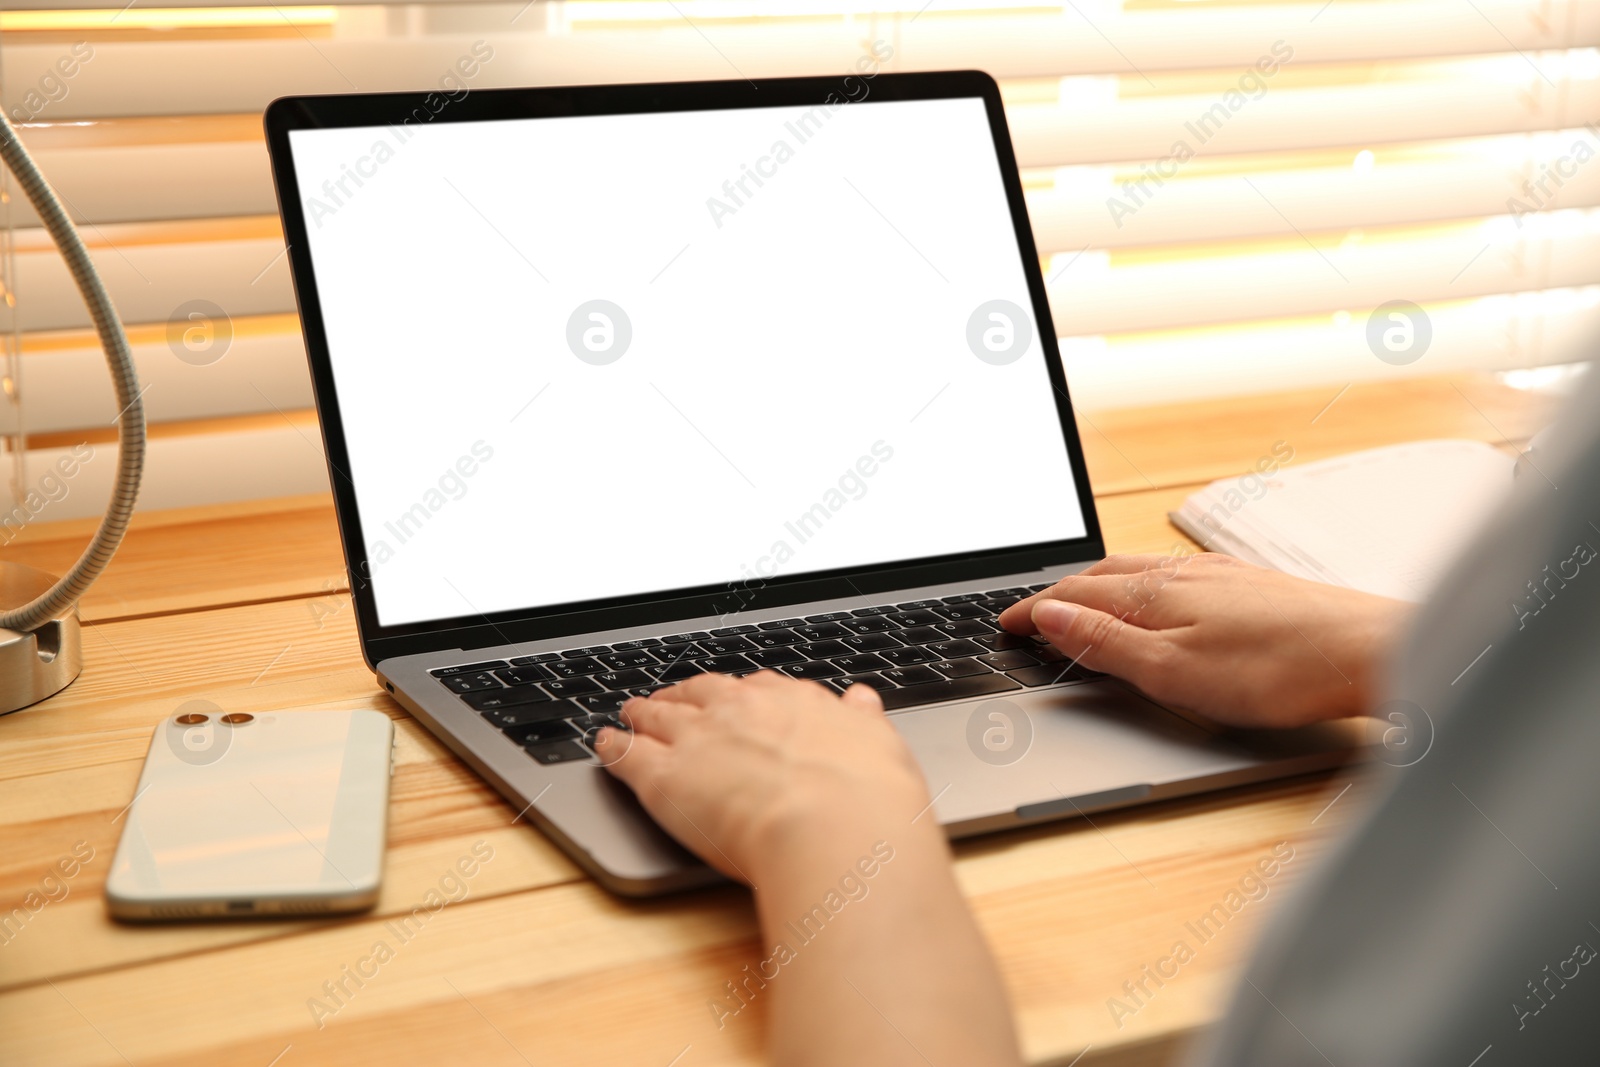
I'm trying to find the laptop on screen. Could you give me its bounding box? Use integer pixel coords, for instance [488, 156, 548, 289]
[264, 71, 1362, 896]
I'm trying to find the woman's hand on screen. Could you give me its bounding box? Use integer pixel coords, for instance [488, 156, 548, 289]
[595, 671, 929, 884]
[595, 673, 1023, 1067]
[1000, 553, 1410, 728]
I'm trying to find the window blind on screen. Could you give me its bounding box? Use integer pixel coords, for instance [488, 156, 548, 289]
[1, 0, 1594, 521]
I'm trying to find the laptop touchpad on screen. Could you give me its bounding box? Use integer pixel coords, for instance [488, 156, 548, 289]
[892, 681, 1253, 826]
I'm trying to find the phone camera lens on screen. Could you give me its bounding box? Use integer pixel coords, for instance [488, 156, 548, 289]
[220, 713, 254, 725]
[175, 713, 208, 725]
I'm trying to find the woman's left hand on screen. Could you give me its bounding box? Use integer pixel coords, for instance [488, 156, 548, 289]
[594, 671, 930, 886]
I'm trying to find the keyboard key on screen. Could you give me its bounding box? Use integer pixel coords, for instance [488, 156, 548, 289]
[431, 660, 509, 678]
[798, 640, 851, 660]
[710, 625, 757, 636]
[751, 628, 806, 648]
[650, 662, 708, 682]
[480, 702, 569, 726]
[804, 612, 854, 623]
[985, 588, 1032, 599]
[775, 660, 844, 681]
[1031, 645, 1070, 663]
[896, 600, 943, 610]
[974, 632, 1037, 652]
[794, 622, 849, 641]
[1008, 664, 1099, 687]
[598, 650, 659, 670]
[654, 642, 711, 661]
[464, 687, 555, 712]
[561, 646, 612, 658]
[760, 618, 806, 629]
[880, 645, 937, 666]
[882, 665, 941, 686]
[620, 684, 669, 699]
[834, 653, 892, 674]
[525, 740, 591, 765]
[841, 632, 900, 652]
[978, 650, 1041, 671]
[504, 718, 580, 745]
[880, 673, 1021, 710]
[932, 603, 991, 621]
[509, 652, 560, 665]
[929, 658, 991, 678]
[662, 631, 710, 644]
[574, 691, 632, 714]
[442, 672, 501, 693]
[940, 592, 987, 604]
[840, 617, 896, 634]
[548, 657, 606, 678]
[976, 599, 1015, 615]
[701, 654, 758, 674]
[894, 626, 943, 646]
[933, 619, 995, 638]
[495, 665, 553, 686]
[888, 610, 941, 628]
[611, 638, 663, 650]
[829, 672, 896, 693]
[542, 676, 604, 698]
[747, 647, 805, 667]
[1027, 583, 1052, 592]
[927, 639, 984, 659]
[851, 605, 899, 616]
[593, 668, 653, 690]
[701, 635, 757, 655]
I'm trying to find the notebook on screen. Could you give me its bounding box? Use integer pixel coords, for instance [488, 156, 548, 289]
[1168, 440, 1516, 602]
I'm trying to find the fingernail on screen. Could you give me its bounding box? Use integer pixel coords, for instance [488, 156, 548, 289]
[1033, 599, 1078, 634]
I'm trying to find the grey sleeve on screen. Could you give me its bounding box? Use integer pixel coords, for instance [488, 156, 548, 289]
[1188, 369, 1600, 1067]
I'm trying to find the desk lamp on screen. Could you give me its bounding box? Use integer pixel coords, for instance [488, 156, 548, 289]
[0, 111, 144, 714]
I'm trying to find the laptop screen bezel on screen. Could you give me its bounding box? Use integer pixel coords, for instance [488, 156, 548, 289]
[264, 70, 1106, 668]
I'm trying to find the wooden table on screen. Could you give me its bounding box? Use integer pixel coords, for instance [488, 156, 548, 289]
[0, 374, 1553, 1067]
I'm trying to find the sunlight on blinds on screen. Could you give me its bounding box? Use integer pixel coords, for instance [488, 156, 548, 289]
[0, 0, 1594, 516]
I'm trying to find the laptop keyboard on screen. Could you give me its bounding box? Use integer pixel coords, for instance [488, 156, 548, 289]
[428, 584, 1102, 765]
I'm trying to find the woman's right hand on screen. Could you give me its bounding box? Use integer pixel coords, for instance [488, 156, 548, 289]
[999, 553, 1410, 728]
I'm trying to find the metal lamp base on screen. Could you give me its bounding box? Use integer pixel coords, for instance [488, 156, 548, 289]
[0, 562, 83, 715]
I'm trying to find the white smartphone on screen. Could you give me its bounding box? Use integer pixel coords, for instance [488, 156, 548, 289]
[107, 707, 394, 920]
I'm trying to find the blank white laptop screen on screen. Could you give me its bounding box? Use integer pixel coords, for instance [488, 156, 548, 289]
[287, 95, 1088, 628]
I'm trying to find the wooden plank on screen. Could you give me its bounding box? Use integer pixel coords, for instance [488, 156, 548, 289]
[0, 493, 344, 624]
[1097, 485, 1197, 556]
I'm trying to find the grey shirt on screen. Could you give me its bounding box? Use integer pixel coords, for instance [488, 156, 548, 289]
[1194, 369, 1600, 1067]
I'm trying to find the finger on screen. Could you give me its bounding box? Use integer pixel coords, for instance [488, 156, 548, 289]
[1000, 573, 1163, 632]
[594, 726, 668, 787]
[1031, 598, 1165, 685]
[1081, 554, 1173, 576]
[840, 682, 886, 715]
[660, 670, 743, 707]
[621, 695, 700, 742]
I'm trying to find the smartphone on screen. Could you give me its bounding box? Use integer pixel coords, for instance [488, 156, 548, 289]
[107, 708, 394, 920]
